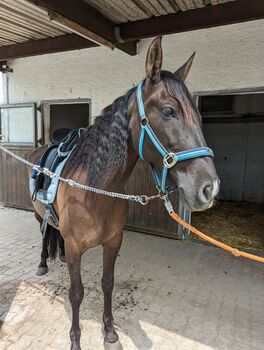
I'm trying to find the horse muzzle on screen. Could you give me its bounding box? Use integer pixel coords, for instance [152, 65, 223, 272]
[179, 177, 220, 212]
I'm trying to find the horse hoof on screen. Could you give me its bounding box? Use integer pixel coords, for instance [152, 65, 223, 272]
[59, 255, 66, 263]
[71, 345, 81, 350]
[36, 266, 48, 276]
[102, 325, 121, 349]
[104, 339, 123, 350]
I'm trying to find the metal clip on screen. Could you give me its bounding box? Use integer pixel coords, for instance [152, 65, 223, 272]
[162, 195, 174, 214]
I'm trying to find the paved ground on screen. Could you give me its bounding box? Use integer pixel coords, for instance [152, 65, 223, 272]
[0, 207, 263, 350]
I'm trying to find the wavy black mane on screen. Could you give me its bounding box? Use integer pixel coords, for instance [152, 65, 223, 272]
[66, 87, 136, 188]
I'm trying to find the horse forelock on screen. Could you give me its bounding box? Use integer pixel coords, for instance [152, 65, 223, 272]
[161, 71, 201, 125]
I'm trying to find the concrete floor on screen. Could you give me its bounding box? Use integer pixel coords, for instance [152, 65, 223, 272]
[0, 207, 263, 350]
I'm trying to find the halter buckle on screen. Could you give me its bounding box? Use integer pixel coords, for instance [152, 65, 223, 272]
[163, 153, 177, 168]
[141, 116, 149, 127]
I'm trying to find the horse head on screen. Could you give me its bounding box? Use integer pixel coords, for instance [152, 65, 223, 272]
[130, 37, 220, 211]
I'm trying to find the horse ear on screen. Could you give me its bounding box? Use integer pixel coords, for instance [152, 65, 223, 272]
[174, 52, 195, 81]
[145, 36, 163, 83]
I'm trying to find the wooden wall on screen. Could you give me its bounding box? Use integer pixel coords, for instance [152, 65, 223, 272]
[0, 146, 33, 210]
[125, 159, 180, 238]
[0, 148, 179, 238]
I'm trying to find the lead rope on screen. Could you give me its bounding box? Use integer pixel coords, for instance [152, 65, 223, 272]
[0, 140, 263, 264]
[162, 196, 264, 264]
[170, 210, 264, 263]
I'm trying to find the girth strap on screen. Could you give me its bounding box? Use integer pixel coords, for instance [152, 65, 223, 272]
[40, 204, 59, 239]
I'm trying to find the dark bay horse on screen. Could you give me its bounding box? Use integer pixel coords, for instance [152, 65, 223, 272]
[29, 37, 219, 350]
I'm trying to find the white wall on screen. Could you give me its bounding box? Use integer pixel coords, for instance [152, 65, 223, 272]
[6, 19, 264, 117]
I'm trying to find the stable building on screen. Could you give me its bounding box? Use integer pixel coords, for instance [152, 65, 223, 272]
[0, 0, 263, 247]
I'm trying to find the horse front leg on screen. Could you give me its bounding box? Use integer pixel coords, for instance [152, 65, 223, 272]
[65, 242, 84, 350]
[102, 232, 123, 349]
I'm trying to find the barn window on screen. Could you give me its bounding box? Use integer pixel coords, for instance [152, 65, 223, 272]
[199, 95, 235, 115]
[198, 92, 264, 121]
[0, 103, 37, 147]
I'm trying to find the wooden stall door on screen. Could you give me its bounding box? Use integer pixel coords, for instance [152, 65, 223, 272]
[0, 103, 37, 210]
[125, 159, 181, 238]
[0, 146, 34, 210]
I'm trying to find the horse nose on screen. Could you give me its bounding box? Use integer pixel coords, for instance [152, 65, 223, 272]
[199, 179, 219, 204]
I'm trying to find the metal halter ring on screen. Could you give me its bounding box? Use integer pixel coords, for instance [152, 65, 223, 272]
[163, 153, 177, 168]
[139, 195, 149, 205]
[141, 116, 149, 127]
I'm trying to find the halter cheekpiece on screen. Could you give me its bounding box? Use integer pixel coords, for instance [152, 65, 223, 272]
[136, 80, 214, 195]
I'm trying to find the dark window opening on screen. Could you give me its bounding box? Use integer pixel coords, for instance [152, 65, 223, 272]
[200, 95, 234, 114]
[50, 103, 90, 135]
[198, 93, 264, 122]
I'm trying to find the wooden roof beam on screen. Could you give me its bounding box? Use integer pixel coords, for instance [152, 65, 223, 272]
[27, 0, 137, 56]
[0, 34, 98, 60]
[117, 0, 264, 42]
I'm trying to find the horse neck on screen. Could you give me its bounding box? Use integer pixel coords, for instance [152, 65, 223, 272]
[117, 93, 140, 186]
[118, 137, 138, 186]
[107, 92, 139, 188]
[68, 90, 139, 191]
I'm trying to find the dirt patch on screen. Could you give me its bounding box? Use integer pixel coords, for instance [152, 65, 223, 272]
[114, 281, 139, 312]
[192, 201, 264, 251]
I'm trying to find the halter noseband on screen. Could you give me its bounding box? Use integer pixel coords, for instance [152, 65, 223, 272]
[136, 80, 214, 195]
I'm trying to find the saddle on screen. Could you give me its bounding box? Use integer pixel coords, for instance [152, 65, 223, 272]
[32, 128, 79, 194]
[30, 128, 83, 235]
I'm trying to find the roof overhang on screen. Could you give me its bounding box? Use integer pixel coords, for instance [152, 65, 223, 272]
[118, 0, 264, 42]
[0, 0, 263, 61]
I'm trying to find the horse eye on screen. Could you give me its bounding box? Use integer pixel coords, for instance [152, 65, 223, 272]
[162, 107, 176, 119]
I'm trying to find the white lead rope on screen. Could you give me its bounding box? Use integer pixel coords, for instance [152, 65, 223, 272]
[0, 143, 151, 205]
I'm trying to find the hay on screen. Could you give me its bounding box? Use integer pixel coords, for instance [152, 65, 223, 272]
[192, 201, 264, 251]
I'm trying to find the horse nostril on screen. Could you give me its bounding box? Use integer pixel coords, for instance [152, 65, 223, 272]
[202, 184, 213, 202]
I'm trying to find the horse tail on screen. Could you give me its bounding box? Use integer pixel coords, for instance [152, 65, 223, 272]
[46, 225, 62, 260]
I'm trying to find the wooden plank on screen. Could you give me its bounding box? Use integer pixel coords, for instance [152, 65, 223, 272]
[28, 0, 137, 55]
[0, 34, 98, 60]
[119, 0, 264, 41]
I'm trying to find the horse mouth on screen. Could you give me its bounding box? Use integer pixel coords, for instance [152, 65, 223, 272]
[178, 187, 214, 212]
[178, 187, 193, 211]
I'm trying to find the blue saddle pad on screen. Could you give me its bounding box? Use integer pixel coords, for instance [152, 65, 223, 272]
[30, 128, 83, 205]
[30, 153, 72, 205]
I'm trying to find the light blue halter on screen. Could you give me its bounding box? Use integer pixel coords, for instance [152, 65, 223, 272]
[136, 80, 214, 195]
